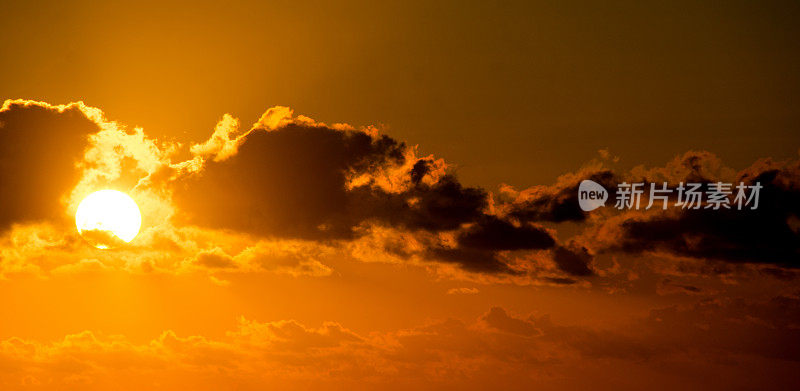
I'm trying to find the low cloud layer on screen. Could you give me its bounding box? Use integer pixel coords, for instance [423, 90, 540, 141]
[1, 299, 798, 390]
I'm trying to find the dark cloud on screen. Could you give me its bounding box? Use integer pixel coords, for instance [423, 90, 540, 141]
[174, 123, 405, 240]
[552, 243, 594, 276]
[410, 158, 431, 185]
[353, 174, 489, 232]
[174, 120, 563, 274]
[544, 277, 577, 285]
[0, 102, 96, 230]
[456, 216, 554, 251]
[425, 246, 514, 273]
[599, 160, 800, 267]
[418, 214, 558, 274]
[495, 151, 800, 271]
[507, 169, 618, 223]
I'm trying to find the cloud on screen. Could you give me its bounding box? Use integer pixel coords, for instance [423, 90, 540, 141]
[446, 287, 479, 295]
[655, 278, 705, 296]
[232, 317, 362, 350]
[172, 107, 563, 275]
[5, 99, 796, 283]
[480, 307, 539, 336]
[0, 101, 340, 280]
[551, 242, 594, 277]
[488, 149, 800, 273]
[184, 241, 334, 277]
[173, 119, 406, 240]
[50, 258, 110, 275]
[1, 300, 798, 390]
[454, 215, 554, 251]
[0, 219, 336, 279]
[0, 100, 99, 229]
[584, 153, 800, 268]
[501, 164, 619, 223]
[189, 114, 243, 162]
[0, 99, 176, 239]
[0, 100, 610, 281]
[192, 247, 238, 269]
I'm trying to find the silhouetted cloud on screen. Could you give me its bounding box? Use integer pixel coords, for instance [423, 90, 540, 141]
[173, 109, 563, 274]
[0, 101, 98, 229]
[505, 167, 619, 223]
[588, 155, 800, 268]
[552, 243, 594, 276]
[174, 121, 405, 240]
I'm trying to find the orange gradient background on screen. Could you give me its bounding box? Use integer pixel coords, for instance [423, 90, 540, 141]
[0, 1, 799, 390]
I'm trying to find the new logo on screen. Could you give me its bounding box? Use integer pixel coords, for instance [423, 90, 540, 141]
[578, 180, 608, 211]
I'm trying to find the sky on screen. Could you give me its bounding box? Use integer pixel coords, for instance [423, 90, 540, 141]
[0, 1, 799, 390]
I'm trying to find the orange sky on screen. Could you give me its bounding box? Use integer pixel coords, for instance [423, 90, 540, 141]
[0, 2, 799, 390]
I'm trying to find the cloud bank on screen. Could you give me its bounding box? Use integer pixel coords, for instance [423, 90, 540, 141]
[1, 99, 798, 285]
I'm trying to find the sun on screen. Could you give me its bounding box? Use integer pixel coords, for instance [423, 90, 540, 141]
[75, 190, 142, 249]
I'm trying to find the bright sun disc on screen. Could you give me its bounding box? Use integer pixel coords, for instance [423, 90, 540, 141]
[75, 190, 142, 249]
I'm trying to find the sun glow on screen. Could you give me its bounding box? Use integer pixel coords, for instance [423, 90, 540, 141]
[75, 190, 142, 249]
